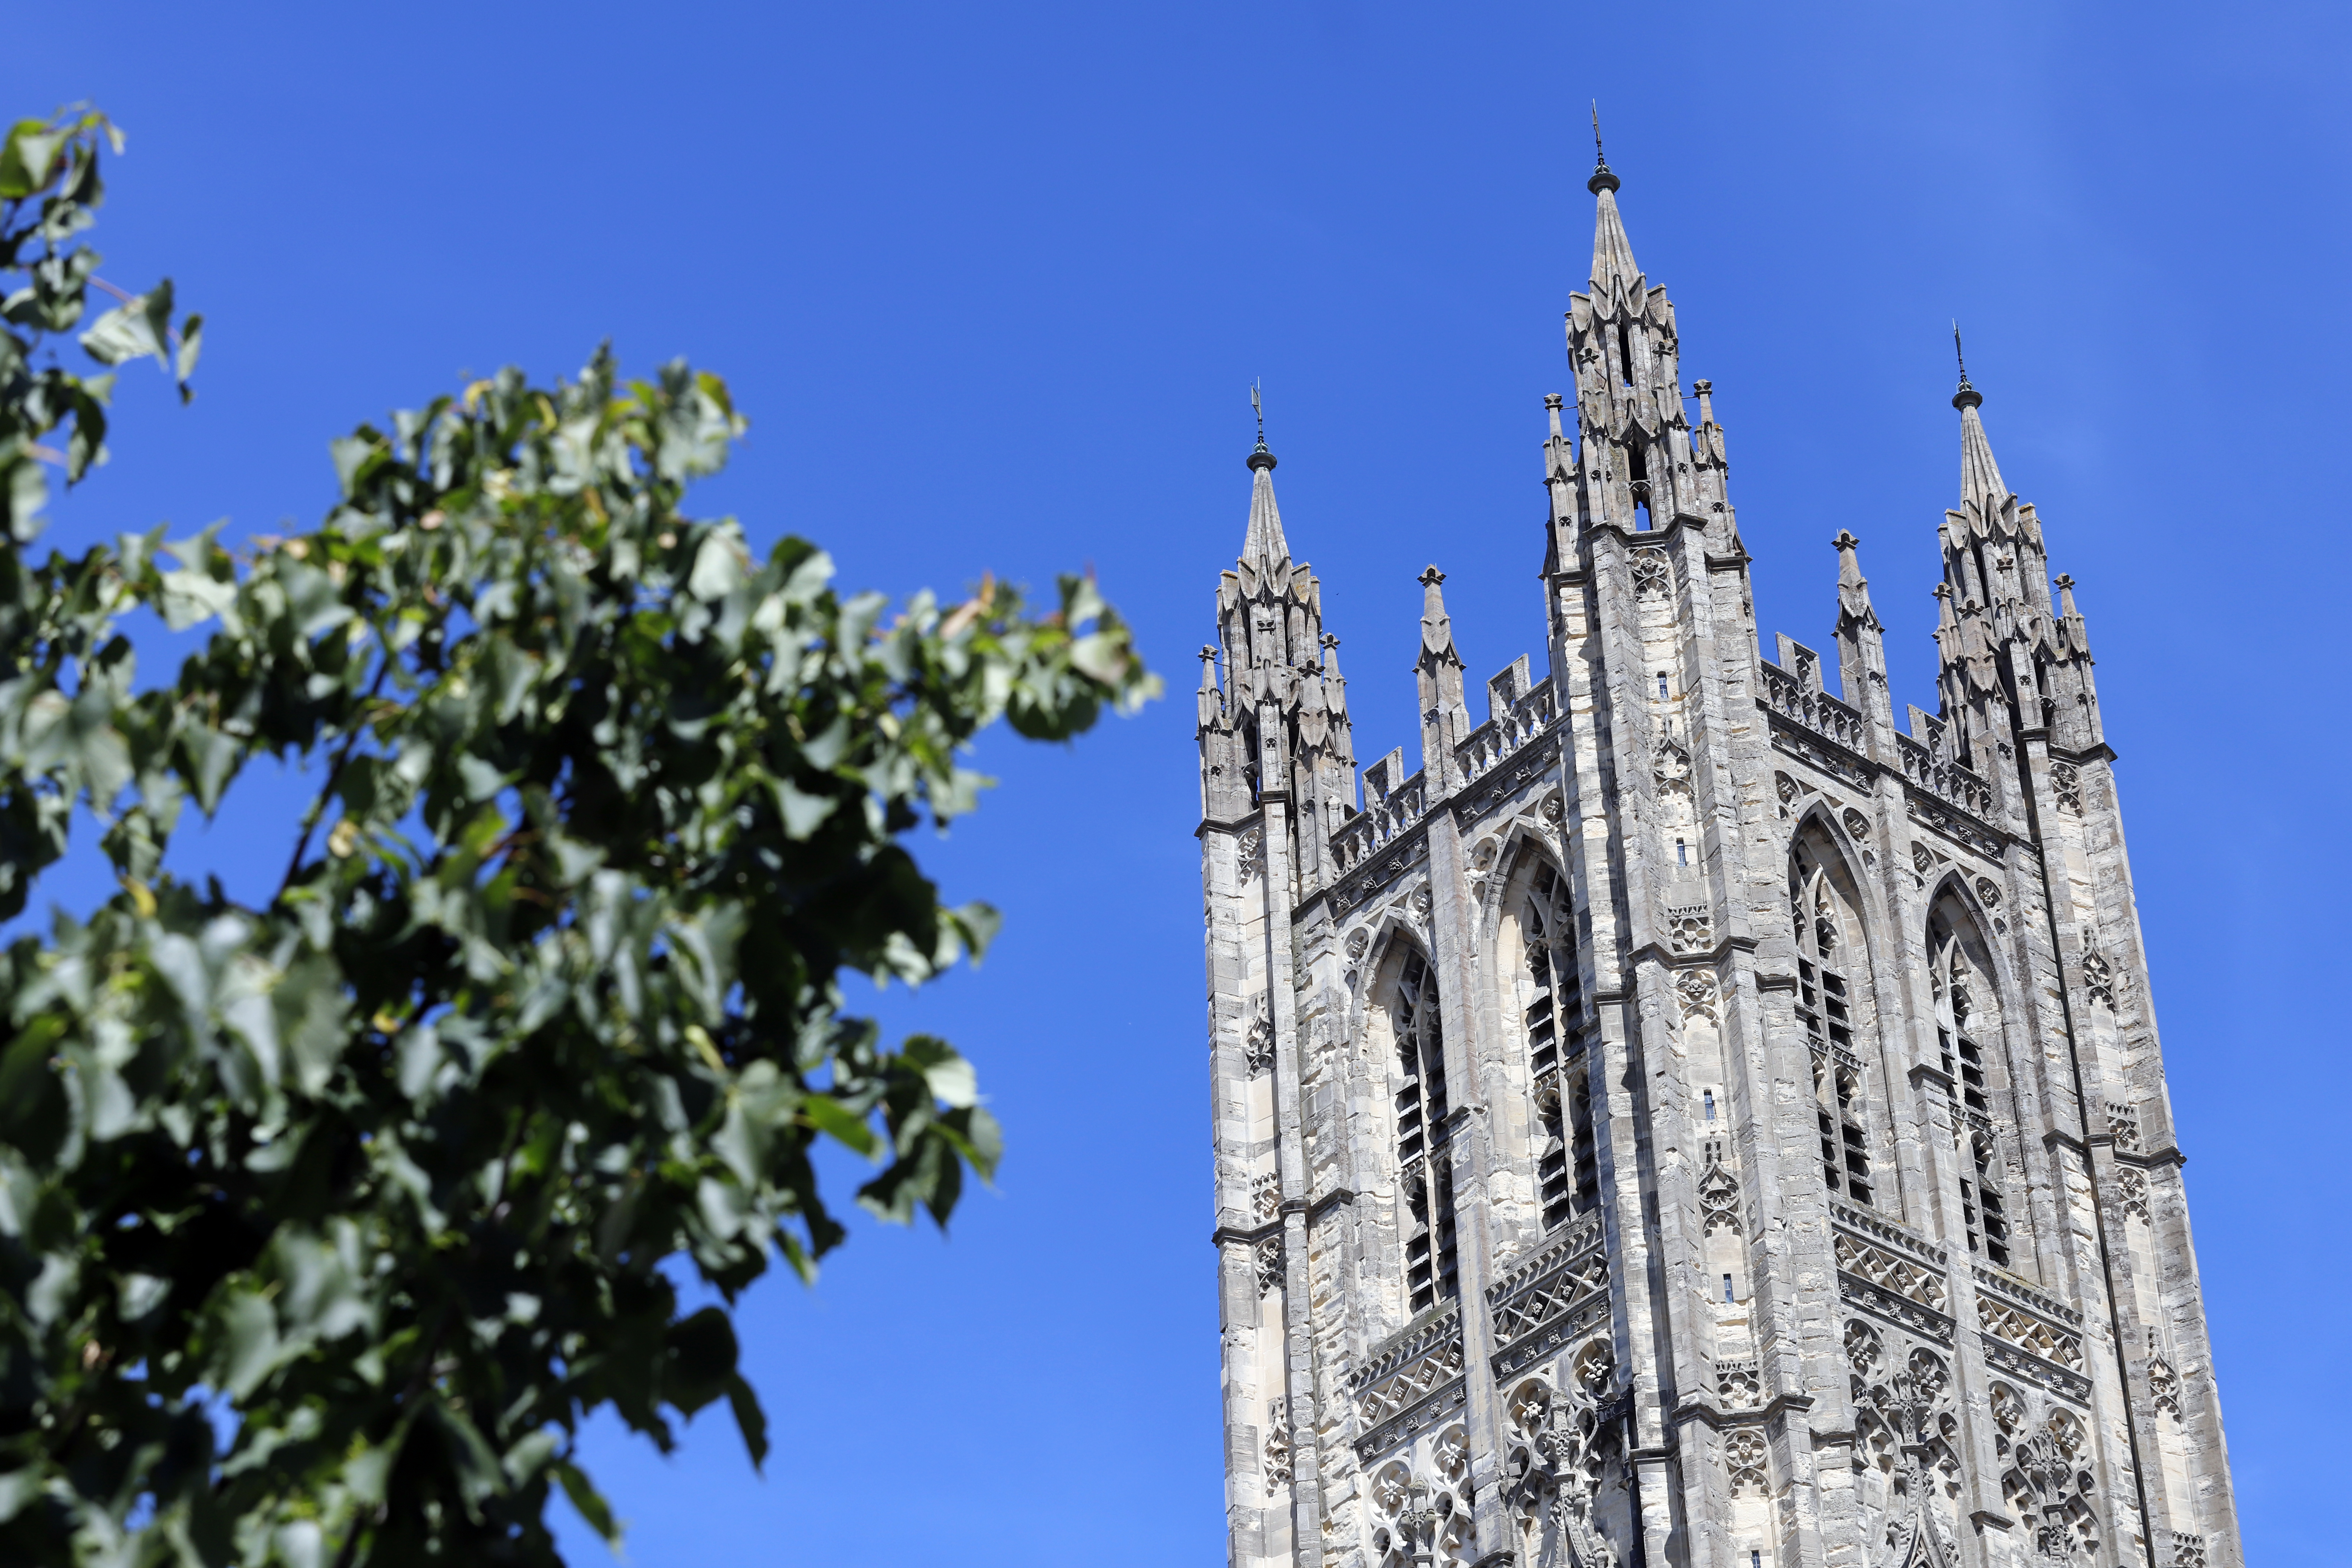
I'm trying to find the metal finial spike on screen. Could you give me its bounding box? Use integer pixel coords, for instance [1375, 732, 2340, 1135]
[1950, 322, 1981, 410]
[1586, 101, 1619, 193]
[1251, 380, 1264, 445]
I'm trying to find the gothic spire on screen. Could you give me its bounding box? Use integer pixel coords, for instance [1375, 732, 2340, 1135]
[1588, 176, 1640, 297]
[1586, 103, 1640, 294]
[1241, 435, 1290, 568]
[1952, 328, 2008, 512]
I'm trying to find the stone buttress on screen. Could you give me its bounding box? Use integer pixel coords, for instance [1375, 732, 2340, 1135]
[1196, 152, 2238, 1568]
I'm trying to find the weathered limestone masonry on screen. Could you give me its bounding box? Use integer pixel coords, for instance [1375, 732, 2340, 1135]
[1193, 152, 2239, 1568]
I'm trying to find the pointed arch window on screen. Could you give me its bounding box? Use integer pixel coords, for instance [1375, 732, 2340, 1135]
[1792, 851, 1874, 1207]
[1393, 949, 1458, 1311]
[1517, 861, 1589, 1231]
[1930, 911, 2014, 1269]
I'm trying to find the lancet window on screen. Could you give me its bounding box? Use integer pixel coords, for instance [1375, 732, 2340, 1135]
[1792, 842, 1875, 1207]
[1393, 948, 1458, 1311]
[1516, 861, 1587, 1231]
[1929, 904, 2016, 1271]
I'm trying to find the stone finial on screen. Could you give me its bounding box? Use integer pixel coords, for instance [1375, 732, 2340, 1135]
[1545, 392, 1565, 440]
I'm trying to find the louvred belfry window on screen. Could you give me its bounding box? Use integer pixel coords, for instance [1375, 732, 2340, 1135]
[1519, 862, 1589, 1231]
[1932, 919, 2014, 1269]
[1793, 857, 1874, 1207]
[1393, 949, 1458, 1311]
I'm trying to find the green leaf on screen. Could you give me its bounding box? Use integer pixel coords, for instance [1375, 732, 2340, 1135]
[78, 278, 173, 370]
[175, 311, 203, 395]
[725, 1373, 769, 1471]
[427, 1395, 507, 1511]
[902, 1035, 978, 1109]
[0, 118, 66, 198]
[554, 1459, 620, 1544]
[800, 1092, 878, 1158]
[213, 1282, 281, 1399]
[773, 778, 837, 840]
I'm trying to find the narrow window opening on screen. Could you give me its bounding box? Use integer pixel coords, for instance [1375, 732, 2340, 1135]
[1795, 857, 1874, 1209]
[1676, 838, 1689, 867]
[1657, 672, 1670, 700]
[1524, 864, 1583, 1231]
[1934, 922, 2017, 1271]
[1722, 1272, 1735, 1304]
[1393, 949, 1458, 1311]
[1703, 1090, 1717, 1122]
[1619, 327, 1636, 387]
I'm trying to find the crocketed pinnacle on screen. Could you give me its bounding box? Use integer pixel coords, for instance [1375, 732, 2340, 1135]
[1832, 530, 1880, 631]
[1240, 441, 1290, 568]
[1417, 565, 1459, 663]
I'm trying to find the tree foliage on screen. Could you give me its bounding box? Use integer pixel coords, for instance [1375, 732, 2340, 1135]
[0, 108, 1156, 1564]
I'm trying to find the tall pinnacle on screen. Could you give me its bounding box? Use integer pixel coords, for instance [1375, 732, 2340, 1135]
[1832, 529, 1881, 631]
[1952, 326, 2007, 510]
[1240, 384, 1290, 567]
[1417, 565, 1459, 664]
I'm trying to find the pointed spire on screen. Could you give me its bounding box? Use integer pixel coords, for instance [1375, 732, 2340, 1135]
[1590, 181, 1640, 294]
[1417, 565, 1459, 663]
[1951, 325, 2008, 512]
[1240, 384, 1289, 567]
[1196, 645, 1223, 728]
[1586, 104, 1640, 291]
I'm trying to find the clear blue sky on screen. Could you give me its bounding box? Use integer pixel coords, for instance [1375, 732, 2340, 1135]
[6, 3, 2345, 1562]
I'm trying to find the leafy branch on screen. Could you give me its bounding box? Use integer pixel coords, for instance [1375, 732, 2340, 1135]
[0, 108, 1157, 1565]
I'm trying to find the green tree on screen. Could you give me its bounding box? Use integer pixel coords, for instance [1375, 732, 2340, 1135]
[0, 108, 1156, 1564]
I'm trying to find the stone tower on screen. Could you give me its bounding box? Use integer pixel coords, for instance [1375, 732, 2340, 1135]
[1194, 152, 2239, 1568]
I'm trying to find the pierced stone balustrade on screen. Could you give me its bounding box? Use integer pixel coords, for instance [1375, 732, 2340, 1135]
[1331, 770, 1430, 876]
[1455, 679, 1559, 787]
[1758, 659, 1868, 754]
[1895, 730, 1995, 820]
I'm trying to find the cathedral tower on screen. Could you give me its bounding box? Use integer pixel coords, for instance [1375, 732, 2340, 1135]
[1195, 152, 2238, 1568]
